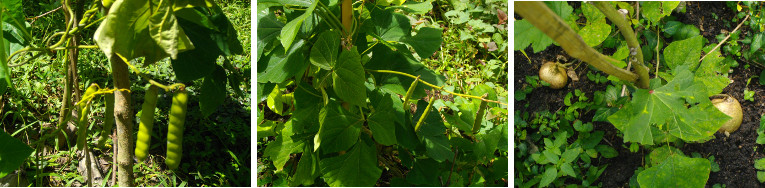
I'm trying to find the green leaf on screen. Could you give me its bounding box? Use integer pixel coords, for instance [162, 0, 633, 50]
[647, 146, 685, 166]
[256, 8, 283, 61]
[578, 21, 611, 47]
[755, 158, 765, 170]
[560, 163, 576, 177]
[612, 43, 630, 61]
[539, 167, 558, 188]
[674, 24, 700, 41]
[414, 100, 453, 162]
[364, 44, 445, 99]
[595, 145, 618, 158]
[758, 171, 765, 183]
[514, 19, 554, 52]
[758, 114, 765, 144]
[199, 66, 228, 117]
[94, 0, 176, 64]
[332, 48, 367, 107]
[0, 131, 33, 179]
[474, 123, 504, 162]
[752, 33, 764, 54]
[280, 1, 317, 50]
[695, 49, 730, 96]
[562, 147, 582, 163]
[366, 7, 409, 42]
[406, 158, 441, 185]
[663, 21, 684, 36]
[641, 1, 680, 24]
[149, 0, 194, 59]
[264, 121, 304, 171]
[292, 83, 322, 133]
[291, 144, 320, 186]
[544, 1, 573, 20]
[396, 111, 421, 150]
[172, 17, 227, 81]
[581, 2, 605, 23]
[0, 14, 9, 95]
[314, 101, 362, 153]
[637, 154, 710, 188]
[402, 27, 443, 59]
[760, 70, 765, 85]
[367, 90, 397, 145]
[319, 138, 382, 186]
[309, 30, 340, 70]
[608, 69, 730, 145]
[257, 39, 308, 83]
[664, 29, 702, 70]
[387, 0, 433, 14]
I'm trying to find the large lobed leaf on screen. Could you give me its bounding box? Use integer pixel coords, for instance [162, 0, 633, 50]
[0, 131, 33, 179]
[608, 68, 730, 145]
[332, 48, 368, 107]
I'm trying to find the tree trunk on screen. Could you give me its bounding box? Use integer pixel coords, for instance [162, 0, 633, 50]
[110, 55, 133, 186]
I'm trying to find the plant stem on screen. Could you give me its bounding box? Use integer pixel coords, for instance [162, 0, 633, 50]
[110, 54, 134, 187]
[592, 1, 650, 89]
[365, 69, 507, 105]
[515, 2, 640, 85]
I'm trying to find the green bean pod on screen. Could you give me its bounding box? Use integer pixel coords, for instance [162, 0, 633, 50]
[77, 84, 99, 150]
[98, 93, 114, 148]
[471, 93, 489, 134]
[135, 85, 159, 162]
[166, 87, 188, 170]
[402, 76, 420, 111]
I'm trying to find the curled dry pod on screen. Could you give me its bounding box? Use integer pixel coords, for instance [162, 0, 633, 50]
[712, 94, 743, 134]
[539, 61, 568, 89]
[166, 87, 188, 170]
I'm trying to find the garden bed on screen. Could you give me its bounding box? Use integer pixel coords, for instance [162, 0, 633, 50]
[515, 2, 765, 187]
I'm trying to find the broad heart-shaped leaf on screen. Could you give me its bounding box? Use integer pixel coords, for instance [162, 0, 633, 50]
[257, 39, 308, 83]
[0, 13, 10, 95]
[365, 6, 410, 42]
[310, 30, 340, 70]
[578, 20, 611, 47]
[608, 69, 731, 145]
[319, 137, 382, 186]
[149, 0, 194, 59]
[387, 0, 433, 14]
[94, 0, 177, 64]
[641, 1, 680, 25]
[365, 44, 445, 99]
[637, 153, 710, 188]
[405, 158, 442, 186]
[544, 1, 573, 20]
[264, 121, 305, 171]
[199, 66, 227, 117]
[292, 83, 322, 133]
[0, 131, 33, 179]
[414, 100, 453, 162]
[402, 27, 443, 59]
[474, 123, 505, 163]
[280, 1, 317, 51]
[664, 35, 702, 71]
[171, 17, 225, 81]
[367, 89, 397, 145]
[256, 8, 283, 61]
[314, 100, 362, 153]
[291, 144, 321, 186]
[332, 48, 367, 107]
[663, 21, 684, 36]
[581, 2, 605, 23]
[514, 19, 554, 53]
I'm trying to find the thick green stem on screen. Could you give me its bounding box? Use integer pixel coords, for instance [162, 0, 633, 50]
[592, 2, 650, 89]
[515, 2, 641, 86]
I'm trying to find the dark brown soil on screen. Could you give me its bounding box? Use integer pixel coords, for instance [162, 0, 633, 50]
[515, 2, 765, 187]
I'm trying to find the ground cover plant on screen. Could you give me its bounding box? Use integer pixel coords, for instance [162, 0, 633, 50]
[257, 0, 508, 186]
[516, 1, 765, 187]
[0, 0, 251, 186]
